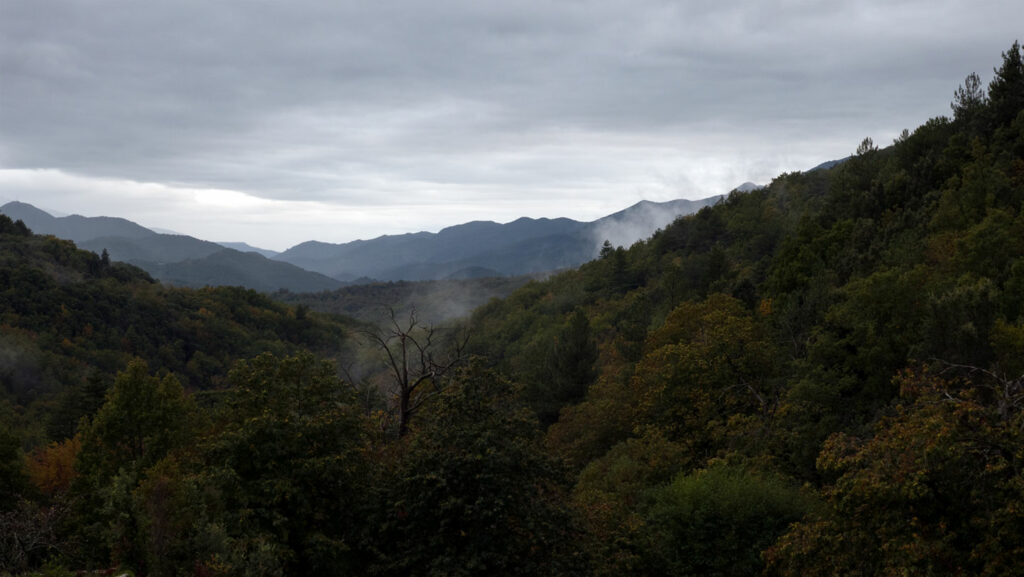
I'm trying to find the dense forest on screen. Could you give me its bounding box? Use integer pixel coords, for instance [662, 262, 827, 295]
[271, 275, 535, 325]
[1, 42, 1023, 576]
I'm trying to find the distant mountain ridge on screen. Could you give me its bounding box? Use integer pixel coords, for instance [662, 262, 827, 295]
[217, 242, 280, 258]
[277, 216, 593, 281]
[587, 197, 723, 252]
[79, 234, 225, 264]
[273, 196, 724, 282]
[0, 200, 157, 241]
[0, 202, 342, 293]
[1, 189, 729, 289]
[143, 249, 341, 293]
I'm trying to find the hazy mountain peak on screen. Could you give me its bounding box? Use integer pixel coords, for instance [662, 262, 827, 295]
[1, 201, 56, 221]
[586, 195, 723, 251]
[0, 201, 157, 242]
[9, 192, 723, 288]
[0, 201, 61, 233]
[217, 241, 280, 259]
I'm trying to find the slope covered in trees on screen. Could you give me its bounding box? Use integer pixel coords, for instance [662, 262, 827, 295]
[0, 42, 1022, 576]
[0, 202, 345, 293]
[466, 40, 1024, 574]
[0, 224, 358, 446]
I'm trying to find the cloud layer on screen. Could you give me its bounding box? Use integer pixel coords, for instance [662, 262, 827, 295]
[2, 0, 1021, 249]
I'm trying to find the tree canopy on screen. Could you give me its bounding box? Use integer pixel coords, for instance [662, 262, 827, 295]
[1, 40, 1023, 577]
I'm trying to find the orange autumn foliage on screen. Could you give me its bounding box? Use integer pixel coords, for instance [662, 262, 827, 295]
[27, 435, 81, 495]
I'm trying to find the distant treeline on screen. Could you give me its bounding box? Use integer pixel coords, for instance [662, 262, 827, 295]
[271, 275, 537, 325]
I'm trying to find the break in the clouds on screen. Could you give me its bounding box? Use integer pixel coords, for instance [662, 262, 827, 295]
[1, 0, 1021, 250]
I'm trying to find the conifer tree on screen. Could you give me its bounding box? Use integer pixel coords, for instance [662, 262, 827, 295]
[988, 40, 1024, 129]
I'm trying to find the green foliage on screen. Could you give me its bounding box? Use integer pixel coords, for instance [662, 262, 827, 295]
[0, 227, 355, 446]
[0, 214, 31, 237]
[551, 309, 598, 402]
[77, 360, 194, 479]
[130, 457, 220, 577]
[45, 371, 108, 441]
[470, 40, 1024, 574]
[767, 368, 1024, 575]
[198, 352, 371, 576]
[571, 429, 689, 576]
[632, 294, 782, 461]
[368, 363, 584, 577]
[1, 39, 1023, 577]
[273, 276, 532, 325]
[72, 360, 196, 571]
[642, 463, 814, 577]
[525, 308, 598, 425]
[987, 40, 1024, 131]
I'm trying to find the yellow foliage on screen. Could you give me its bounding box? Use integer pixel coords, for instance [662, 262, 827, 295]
[27, 435, 81, 495]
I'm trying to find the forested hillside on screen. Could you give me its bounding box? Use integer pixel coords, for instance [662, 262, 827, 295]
[0, 225, 359, 445]
[1, 42, 1022, 576]
[272, 275, 538, 325]
[0, 202, 345, 294]
[466, 41, 1024, 575]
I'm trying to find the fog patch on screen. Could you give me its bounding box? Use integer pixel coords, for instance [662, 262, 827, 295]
[589, 202, 678, 252]
[587, 195, 726, 255]
[0, 333, 55, 403]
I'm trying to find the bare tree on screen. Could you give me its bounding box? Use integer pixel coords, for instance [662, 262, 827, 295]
[364, 307, 468, 437]
[936, 360, 1024, 425]
[0, 500, 69, 573]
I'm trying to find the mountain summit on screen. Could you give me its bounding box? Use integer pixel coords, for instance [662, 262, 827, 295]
[2, 192, 726, 288]
[0, 202, 342, 293]
[0, 201, 157, 242]
[273, 195, 723, 282]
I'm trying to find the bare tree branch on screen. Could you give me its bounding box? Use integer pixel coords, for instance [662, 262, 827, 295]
[363, 305, 469, 437]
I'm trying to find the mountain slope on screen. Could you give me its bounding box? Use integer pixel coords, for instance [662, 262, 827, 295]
[0, 201, 157, 241]
[79, 234, 225, 264]
[583, 196, 722, 251]
[217, 241, 279, 258]
[0, 210, 356, 433]
[463, 43, 1024, 573]
[0, 202, 335, 292]
[143, 249, 342, 292]
[4, 192, 724, 287]
[275, 195, 724, 281]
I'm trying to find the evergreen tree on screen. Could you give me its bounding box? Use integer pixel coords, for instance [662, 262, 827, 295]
[551, 310, 598, 404]
[952, 71, 987, 133]
[988, 40, 1024, 129]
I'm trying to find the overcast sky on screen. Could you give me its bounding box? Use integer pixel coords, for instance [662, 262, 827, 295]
[1, 1, 1021, 250]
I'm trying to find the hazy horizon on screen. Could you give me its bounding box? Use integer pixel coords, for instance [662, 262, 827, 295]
[1, 192, 728, 253]
[2, 1, 1021, 250]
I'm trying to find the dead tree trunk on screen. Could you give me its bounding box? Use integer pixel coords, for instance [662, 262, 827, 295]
[365, 307, 467, 437]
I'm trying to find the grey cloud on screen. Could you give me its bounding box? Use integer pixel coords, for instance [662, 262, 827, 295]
[2, 0, 1022, 212]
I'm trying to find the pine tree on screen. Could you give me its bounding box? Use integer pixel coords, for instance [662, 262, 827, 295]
[988, 40, 1024, 129]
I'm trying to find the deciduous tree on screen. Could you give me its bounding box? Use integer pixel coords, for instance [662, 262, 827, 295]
[365, 308, 467, 437]
[370, 363, 584, 577]
[199, 352, 372, 576]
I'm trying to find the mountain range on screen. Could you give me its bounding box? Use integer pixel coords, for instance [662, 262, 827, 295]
[0, 193, 725, 291]
[271, 195, 724, 281]
[0, 201, 342, 293]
